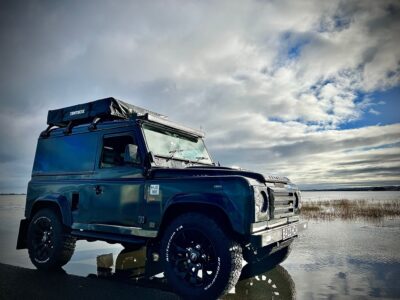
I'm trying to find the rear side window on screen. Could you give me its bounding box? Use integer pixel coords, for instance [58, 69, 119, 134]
[101, 135, 139, 168]
[32, 133, 98, 175]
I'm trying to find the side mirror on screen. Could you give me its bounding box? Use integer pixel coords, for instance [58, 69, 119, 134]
[124, 144, 140, 164]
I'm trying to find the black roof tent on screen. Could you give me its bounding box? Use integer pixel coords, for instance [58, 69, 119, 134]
[47, 97, 164, 127]
[40, 97, 204, 138]
[41, 97, 164, 136]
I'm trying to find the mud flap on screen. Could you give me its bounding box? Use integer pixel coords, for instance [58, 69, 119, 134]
[16, 219, 28, 249]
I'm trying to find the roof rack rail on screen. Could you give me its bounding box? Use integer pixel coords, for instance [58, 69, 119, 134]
[42, 97, 165, 137]
[40, 125, 58, 137]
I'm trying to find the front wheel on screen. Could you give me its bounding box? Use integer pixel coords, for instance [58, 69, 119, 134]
[161, 213, 243, 300]
[27, 208, 76, 270]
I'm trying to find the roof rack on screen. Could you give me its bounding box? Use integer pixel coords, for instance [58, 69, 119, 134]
[40, 97, 165, 137]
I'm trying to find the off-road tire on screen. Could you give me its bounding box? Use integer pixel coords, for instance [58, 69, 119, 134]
[27, 208, 76, 270]
[160, 213, 243, 300]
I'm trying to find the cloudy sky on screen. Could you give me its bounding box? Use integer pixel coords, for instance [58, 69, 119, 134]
[0, 0, 399, 192]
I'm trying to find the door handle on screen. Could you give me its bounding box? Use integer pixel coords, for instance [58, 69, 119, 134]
[94, 185, 103, 195]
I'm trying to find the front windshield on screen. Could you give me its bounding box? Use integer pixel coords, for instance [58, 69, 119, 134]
[142, 125, 213, 164]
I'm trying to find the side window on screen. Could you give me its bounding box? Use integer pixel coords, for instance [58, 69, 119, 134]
[101, 135, 140, 168]
[33, 134, 97, 174]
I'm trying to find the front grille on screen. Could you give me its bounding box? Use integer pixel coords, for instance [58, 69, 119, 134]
[270, 188, 295, 219]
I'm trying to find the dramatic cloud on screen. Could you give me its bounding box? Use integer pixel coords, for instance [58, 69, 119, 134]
[0, 0, 399, 191]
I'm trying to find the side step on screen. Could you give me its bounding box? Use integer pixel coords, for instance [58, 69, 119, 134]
[71, 230, 147, 246]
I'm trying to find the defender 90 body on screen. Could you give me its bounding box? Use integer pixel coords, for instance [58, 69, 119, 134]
[17, 97, 307, 299]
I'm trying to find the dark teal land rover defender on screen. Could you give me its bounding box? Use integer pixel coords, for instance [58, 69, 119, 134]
[17, 97, 307, 299]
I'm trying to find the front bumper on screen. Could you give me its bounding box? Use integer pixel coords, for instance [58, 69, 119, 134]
[250, 220, 308, 248]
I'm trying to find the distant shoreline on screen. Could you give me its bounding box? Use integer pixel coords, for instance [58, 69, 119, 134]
[301, 186, 400, 192]
[1, 186, 400, 195]
[0, 193, 26, 195]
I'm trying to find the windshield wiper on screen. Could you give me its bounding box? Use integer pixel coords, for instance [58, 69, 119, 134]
[195, 156, 207, 163]
[167, 149, 185, 161]
[166, 150, 208, 164]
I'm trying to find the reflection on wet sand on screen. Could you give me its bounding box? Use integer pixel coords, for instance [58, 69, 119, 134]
[0, 262, 178, 300]
[90, 247, 296, 299]
[227, 266, 295, 300]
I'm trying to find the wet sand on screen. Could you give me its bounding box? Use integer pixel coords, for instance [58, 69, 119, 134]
[1, 195, 400, 299]
[0, 263, 178, 300]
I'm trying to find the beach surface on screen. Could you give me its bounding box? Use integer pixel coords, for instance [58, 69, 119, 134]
[1, 194, 400, 299]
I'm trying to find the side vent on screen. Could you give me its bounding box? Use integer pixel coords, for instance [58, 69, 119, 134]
[71, 192, 79, 211]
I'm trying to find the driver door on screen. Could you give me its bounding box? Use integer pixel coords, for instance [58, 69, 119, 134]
[89, 132, 145, 228]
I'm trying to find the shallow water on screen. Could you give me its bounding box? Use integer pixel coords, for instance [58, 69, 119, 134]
[302, 190, 400, 202]
[285, 219, 400, 299]
[1, 194, 399, 299]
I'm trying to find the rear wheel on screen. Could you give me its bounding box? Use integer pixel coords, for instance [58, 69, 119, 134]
[161, 213, 243, 299]
[27, 208, 76, 270]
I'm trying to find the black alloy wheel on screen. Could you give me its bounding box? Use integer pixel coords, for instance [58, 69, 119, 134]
[27, 208, 76, 270]
[161, 213, 243, 300]
[168, 228, 218, 287]
[31, 215, 54, 263]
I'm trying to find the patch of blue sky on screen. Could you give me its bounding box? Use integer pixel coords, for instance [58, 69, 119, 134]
[280, 31, 311, 61]
[310, 78, 335, 92]
[268, 116, 286, 123]
[287, 44, 302, 60]
[316, 12, 352, 33]
[339, 85, 400, 129]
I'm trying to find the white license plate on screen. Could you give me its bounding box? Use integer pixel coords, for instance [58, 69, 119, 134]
[282, 225, 298, 240]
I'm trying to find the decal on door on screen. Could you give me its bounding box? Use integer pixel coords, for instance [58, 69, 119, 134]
[149, 184, 160, 195]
